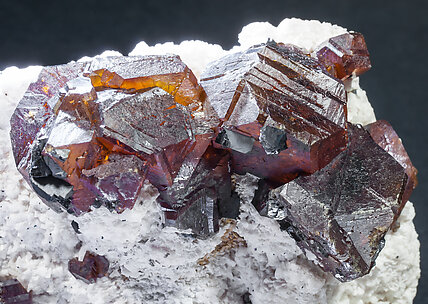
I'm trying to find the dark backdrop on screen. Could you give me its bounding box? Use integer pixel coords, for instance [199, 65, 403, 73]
[1, 0, 427, 302]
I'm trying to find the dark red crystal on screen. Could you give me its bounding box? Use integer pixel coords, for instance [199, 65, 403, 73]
[9, 31, 418, 281]
[202, 42, 348, 184]
[365, 120, 418, 205]
[68, 251, 109, 284]
[274, 124, 407, 281]
[0, 279, 32, 304]
[316, 32, 371, 80]
[152, 135, 234, 235]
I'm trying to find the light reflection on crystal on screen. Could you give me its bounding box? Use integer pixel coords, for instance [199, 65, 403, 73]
[9, 32, 417, 280]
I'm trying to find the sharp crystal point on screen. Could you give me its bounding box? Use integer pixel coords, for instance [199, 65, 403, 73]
[201, 41, 348, 184]
[365, 120, 417, 205]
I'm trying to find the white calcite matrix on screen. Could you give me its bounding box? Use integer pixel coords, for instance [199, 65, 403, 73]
[0, 18, 420, 304]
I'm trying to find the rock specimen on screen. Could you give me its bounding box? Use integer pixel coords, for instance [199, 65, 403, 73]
[0, 278, 32, 304]
[9, 31, 417, 281]
[68, 251, 109, 284]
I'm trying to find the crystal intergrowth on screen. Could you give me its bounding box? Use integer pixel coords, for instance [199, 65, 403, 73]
[10, 32, 417, 281]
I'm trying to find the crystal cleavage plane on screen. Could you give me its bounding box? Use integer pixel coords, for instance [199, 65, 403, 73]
[9, 32, 417, 282]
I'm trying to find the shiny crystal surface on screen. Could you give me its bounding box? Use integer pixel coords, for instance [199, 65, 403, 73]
[154, 136, 235, 235]
[202, 41, 348, 184]
[68, 252, 109, 284]
[10, 62, 87, 180]
[365, 120, 418, 205]
[0, 278, 32, 304]
[273, 124, 407, 281]
[10, 55, 235, 236]
[10, 33, 418, 281]
[316, 32, 371, 80]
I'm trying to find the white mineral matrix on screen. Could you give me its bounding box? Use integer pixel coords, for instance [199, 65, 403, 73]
[0, 18, 420, 304]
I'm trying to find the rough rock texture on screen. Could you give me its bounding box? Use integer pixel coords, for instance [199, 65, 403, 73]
[0, 18, 420, 304]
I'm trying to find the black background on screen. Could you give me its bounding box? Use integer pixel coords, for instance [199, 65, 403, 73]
[1, 0, 427, 302]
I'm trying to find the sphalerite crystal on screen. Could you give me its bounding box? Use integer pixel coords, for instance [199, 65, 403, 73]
[365, 120, 418, 206]
[68, 251, 109, 284]
[10, 32, 417, 281]
[0, 278, 32, 304]
[202, 41, 348, 184]
[316, 32, 371, 80]
[272, 124, 407, 281]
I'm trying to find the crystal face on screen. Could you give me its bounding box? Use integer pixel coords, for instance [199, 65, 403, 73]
[365, 120, 418, 205]
[68, 252, 109, 284]
[273, 124, 407, 281]
[10, 55, 231, 232]
[316, 32, 371, 80]
[202, 42, 348, 184]
[0, 278, 32, 304]
[10, 31, 417, 281]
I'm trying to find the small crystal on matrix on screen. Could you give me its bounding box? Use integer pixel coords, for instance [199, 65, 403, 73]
[0, 278, 32, 304]
[10, 30, 417, 281]
[68, 251, 109, 284]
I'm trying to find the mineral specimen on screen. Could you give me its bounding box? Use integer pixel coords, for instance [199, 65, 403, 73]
[316, 32, 371, 80]
[68, 251, 109, 284]
[0, 278, 32, 304]
[9, 30, 417, 281]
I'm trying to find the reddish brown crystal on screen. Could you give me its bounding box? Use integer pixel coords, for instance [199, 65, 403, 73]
[274, 124, 407, 281]
[0, 278, 32, 304]
[365, 120, 417, 205]
[214, 122, 308, 184]
[68, 251, 109, 284]
[10, 62, 88, 179]
[203, 42, 348, 184]
[9, 35, 418, 281]
[151, 134, 234, 235]
[12, 55, 219, 217]
[316, 32, 371, 80]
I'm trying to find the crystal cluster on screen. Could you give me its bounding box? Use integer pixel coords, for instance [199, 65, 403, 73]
[10, 32, 417, 281]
